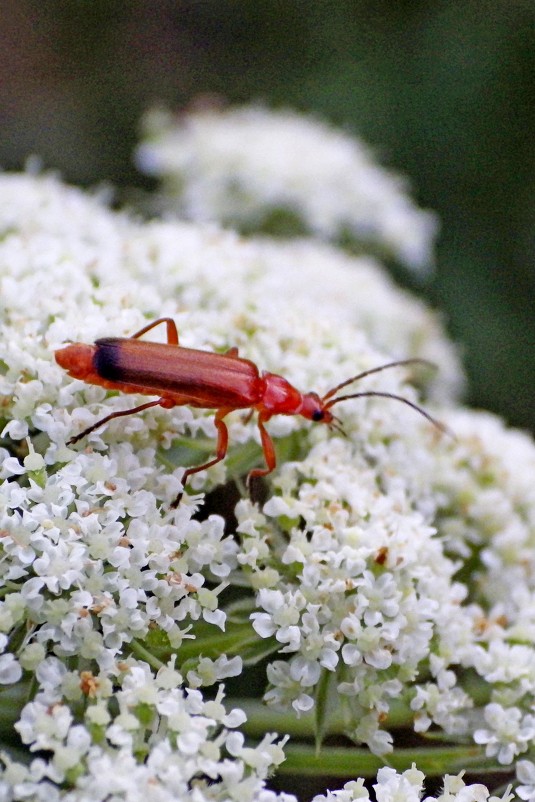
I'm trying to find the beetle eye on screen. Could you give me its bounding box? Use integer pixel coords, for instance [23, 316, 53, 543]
[312, 409, 324, 422]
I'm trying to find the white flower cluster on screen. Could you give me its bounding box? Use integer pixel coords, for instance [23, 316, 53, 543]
[236, 434, 472, 754]
[1, 655, 292, 802]
[136, 105, 438, 271]
[238, 403, 535, 761]
[311, 767, 515, 802]
[0, 132, 532, 800]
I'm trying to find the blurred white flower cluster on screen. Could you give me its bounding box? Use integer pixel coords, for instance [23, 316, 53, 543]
[136, 105, 438, 271]
[0, 106, 532, 800]
[311, 768, 514, 802]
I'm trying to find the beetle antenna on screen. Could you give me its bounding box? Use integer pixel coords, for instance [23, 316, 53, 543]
[325, 390, 453, 438]
[322, 358, 436, 402]
[329, 415, 347, 437]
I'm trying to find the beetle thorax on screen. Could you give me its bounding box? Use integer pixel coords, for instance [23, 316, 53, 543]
[261, 373, 304, 415]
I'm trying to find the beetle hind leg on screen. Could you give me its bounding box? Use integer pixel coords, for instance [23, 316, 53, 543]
[131, 318, 179, 345]
[67, 398, 167, 445]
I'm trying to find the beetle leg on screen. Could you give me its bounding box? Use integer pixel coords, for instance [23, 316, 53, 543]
[247, 411, 275, 487]
[242, 408, 254, 425]
[67, 398, 168, 445]
[172, 408, 231, 507]
[130, 318, 179, 345]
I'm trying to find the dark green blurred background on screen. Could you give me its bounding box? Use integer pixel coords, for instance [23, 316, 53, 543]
[1, 1, 533, 431]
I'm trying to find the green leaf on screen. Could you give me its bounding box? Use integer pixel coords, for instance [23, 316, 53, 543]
[145, 618, 278, 669]
[224, 596, 257, 624]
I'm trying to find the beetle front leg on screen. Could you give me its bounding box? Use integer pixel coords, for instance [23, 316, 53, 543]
[246, 411, 276, 488]
[172, 408, 231, 507]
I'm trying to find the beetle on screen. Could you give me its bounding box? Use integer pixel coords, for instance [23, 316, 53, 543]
[55, 317, 446, 505]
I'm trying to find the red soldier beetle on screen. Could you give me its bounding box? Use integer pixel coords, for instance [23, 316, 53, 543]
[55, 317, 447, 506]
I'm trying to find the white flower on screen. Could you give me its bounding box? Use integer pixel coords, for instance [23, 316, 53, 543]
[16, 700, 73, 752]
[311, 779, 370, 802]
[474, 703, 535, 764]
[0, 652, 22, 684]
[424, 772, 515, 802]
[374, 765, 425, 802]
[265, 661, 315, 714]
[517, 760, 535, 801]
[411, 670, 471, 735]
[186, 654, 243, 688]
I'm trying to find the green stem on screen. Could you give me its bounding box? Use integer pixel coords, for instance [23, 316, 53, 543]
[233, 698, 511, 779]
[277, 743, 512, 778]
[129, 640, 165, 670]
[230, 696, 416, 739]
[232, 672, 492, 740]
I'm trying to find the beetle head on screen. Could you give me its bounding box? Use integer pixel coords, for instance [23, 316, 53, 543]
[300, 392, 335, 425]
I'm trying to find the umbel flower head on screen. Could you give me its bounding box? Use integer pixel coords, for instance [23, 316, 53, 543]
[136, 104, 438, 272]
[0, 107, 532, 801]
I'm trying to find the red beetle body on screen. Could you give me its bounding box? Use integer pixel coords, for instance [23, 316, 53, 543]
[55, 317, 443, 504]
